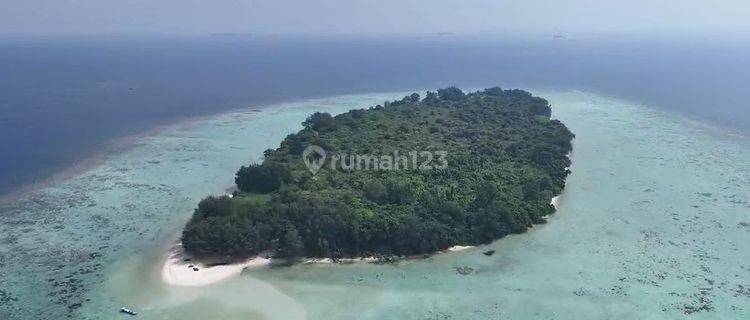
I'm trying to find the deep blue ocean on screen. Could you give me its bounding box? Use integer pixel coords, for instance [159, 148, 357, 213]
[1, 35, 748, 196]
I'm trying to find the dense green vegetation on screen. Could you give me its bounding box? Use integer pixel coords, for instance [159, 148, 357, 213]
[181, 87, 574, 261]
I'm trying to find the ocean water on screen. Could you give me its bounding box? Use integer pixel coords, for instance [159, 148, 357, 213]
[2, 36, 750, 196]
[1, 90, 748, 319]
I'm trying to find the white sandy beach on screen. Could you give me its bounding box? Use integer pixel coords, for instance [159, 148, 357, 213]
[161, 244, 385, 287]
[161, 245, 271, 287]
[161, 243, 479, 287]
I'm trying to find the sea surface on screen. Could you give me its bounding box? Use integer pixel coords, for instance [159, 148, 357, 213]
[0, 89, 748, 319]
[1, 35, 750, 196]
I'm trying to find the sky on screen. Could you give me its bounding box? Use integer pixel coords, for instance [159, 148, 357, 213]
[1, 0, 749, 38]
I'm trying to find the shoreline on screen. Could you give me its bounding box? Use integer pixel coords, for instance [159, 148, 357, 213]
[161, 244, 475, 287]
[550, 153, 573, 210]
[160, 156, 571, 288]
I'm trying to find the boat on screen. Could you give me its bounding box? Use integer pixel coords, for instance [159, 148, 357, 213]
[120, 307, 138, 315]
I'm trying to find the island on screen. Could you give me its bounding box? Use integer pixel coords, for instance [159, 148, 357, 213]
[180, 87, 574, 263]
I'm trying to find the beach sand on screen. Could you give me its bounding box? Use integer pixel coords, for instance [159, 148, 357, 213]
[161, 245, 271, 287]
[161, 244, 478, 287]
[161, 244, 385, 287]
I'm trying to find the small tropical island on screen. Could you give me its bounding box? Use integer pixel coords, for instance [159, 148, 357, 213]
[180, 87, 574, 264]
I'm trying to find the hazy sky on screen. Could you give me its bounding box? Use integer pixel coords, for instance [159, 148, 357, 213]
[1, 0, 749, 37]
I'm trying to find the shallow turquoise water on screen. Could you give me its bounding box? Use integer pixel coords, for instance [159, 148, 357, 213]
[0, 92, 408, 319]
[1, 90, 748, 319]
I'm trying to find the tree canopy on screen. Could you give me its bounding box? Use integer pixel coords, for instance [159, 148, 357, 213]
[181, 87, 574, 261]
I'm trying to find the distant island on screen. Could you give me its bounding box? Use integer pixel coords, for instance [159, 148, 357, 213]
[181, 87, 574, 262]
